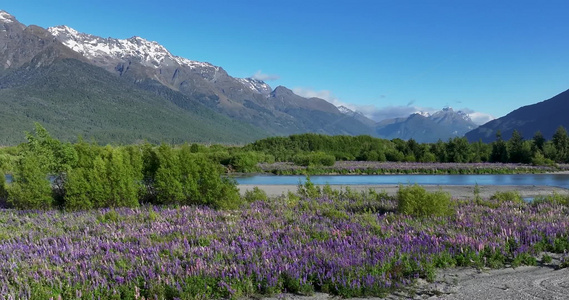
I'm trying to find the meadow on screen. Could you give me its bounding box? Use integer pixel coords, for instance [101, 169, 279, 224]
[1, 184, 568, 299]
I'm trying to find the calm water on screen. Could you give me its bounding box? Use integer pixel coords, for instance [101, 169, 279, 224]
[6, 173, 569, 189]
[235, 174, 569, 189]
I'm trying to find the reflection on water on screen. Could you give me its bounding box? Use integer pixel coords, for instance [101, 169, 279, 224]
[235, 174, 569, 189]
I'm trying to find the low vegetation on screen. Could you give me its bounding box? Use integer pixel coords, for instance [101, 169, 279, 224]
[0, 181, 569, 299]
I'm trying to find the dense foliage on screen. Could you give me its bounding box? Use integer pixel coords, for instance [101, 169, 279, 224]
[0, 59, 267, 145]
[241, 127, 569, 171]
[1, 124, 240, 210]
[0, 185, 568, 298]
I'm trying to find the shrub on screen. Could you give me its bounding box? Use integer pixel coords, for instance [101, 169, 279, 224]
[0, 171, 7, 208]
[243, 187, 268, 203]
[532, 192, 569, 206]
[397, 184, 452, 217]
[490, 191, 524, 204]
[229, 152, 260, 173]
[297, 176, 321, 198]
[292, 152, 335, 167]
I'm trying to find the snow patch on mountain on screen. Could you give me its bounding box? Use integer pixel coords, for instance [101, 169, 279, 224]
[0, 11, 14, 23]
[431, 107, 473, 123]
[48, 25, 214, 71]
[414, 111, 431, 117]
[337, 105, 354, 114]
[237, 78, 272, 95]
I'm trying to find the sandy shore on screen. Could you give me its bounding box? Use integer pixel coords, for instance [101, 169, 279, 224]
[261, 260, 569, 299]
[239, 184, 569, 200]
[244, 184, 569, 299]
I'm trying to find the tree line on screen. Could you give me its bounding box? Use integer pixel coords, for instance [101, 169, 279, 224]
[243, 127, 569, 166]
[2, 124, 569, 210]
[0, 124, 240, 210]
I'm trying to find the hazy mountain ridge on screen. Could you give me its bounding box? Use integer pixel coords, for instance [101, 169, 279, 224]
[375, 107, 478, 143]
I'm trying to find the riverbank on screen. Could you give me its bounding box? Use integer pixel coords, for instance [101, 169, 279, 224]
[260, 256, 569, 299]
[248, 185, 569, 300]
[239, 184, 569, 200]
[257, 161, 567, 176]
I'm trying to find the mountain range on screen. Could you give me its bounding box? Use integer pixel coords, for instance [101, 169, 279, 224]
[0, 10, 376, 144]
[10, 10, 564, 146]
[374, 107, 477, 143]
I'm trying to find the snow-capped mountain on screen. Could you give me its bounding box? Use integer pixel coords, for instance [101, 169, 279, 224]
[337, 105, 354, 114]
[0, 10, 376, 143]
[375, 107, 478, 143]
[0, 10, 16, 24]
[236, 78, 272, 95]
[48, 26, 213, 70]
[337, 105, 376, 127]
[430, 107, 473, 124]
[415, 111, 431, 118]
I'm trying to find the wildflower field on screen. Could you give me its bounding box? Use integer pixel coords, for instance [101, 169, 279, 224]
[1, 186, 569, 299]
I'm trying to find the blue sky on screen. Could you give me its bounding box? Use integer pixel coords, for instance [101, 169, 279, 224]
[3, 0, 569, 124]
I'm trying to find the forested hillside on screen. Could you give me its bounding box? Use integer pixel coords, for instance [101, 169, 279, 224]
[0, 59, 268, 145]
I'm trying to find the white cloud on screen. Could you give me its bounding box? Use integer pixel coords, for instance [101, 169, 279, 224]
[292, 87, 342, 104]
[367, 105, 437, 121]
[460, 108, 495, 125]
[252, 70, 280, 81]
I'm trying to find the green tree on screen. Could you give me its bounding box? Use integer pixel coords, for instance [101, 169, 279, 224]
[154, 144, 184, 205]
[552, 126, 569, 162]
[106, 148, 139, 208]
[193, 156, 241, 209]
[532, 131, 546, 154]
[431, 140, 448, 162]
[229, 151, 260, 173]
[490, 131, 508, 163]
[8, 155, 53, 209]
[64, 167, 93, 210]
[508, 130, 531, 163]
[22, 123, 77, 174]
[89, 156, 111, 208]
[446, 137, 471, 163]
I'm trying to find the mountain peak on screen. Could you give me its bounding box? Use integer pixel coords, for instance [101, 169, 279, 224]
[338, 105, 354, 114]
[0, 10, 16, 23]
[236, 77, 272, 95]
[272, 86, 295, 96]
[47, 25, 215, 70]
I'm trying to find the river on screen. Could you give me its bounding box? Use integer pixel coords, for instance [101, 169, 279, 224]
[234, 174, 569, 189]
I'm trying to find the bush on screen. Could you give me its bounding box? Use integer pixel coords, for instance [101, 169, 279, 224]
[397, 184, 452, 217]
[297, 176, 321, 199]
[292, 152, 335, 167]
[0, 171, 7, 208]
[532, 192, 569, 206]
[229, 152, 260, 173]
[490, 191, 523, 203]
[243, 187, 268, 203]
